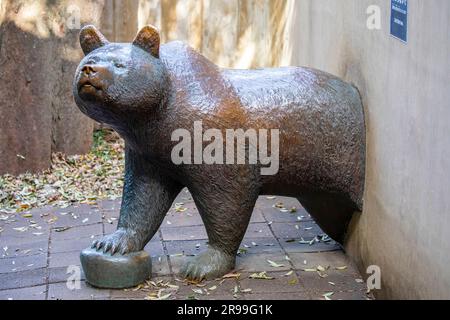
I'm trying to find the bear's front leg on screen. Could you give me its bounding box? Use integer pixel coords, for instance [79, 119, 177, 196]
[181, 167, 260, 280]
[93, 146, 182, 255]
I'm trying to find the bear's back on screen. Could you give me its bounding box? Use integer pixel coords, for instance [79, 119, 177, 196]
[222, 66, 360, 118]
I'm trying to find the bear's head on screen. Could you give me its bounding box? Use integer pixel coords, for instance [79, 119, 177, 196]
[73, 25, 166, 125]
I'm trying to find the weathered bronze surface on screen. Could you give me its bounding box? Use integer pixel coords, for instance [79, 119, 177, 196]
[80, 248, 151, 288]
[73, 25, 365, 283]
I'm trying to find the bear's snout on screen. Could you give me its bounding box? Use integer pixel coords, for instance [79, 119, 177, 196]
[81, 65, 97, 76]
[77, 64, 112, 95]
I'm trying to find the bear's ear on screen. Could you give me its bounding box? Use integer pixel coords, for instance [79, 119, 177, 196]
[132, 25, 160, 58]
[79, 25, 109, 55]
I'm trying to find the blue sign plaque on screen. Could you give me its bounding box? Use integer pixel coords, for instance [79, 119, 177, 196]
[390, 0, 408, 42]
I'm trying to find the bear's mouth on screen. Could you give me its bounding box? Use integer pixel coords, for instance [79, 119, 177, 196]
[78, 78, 103, 93]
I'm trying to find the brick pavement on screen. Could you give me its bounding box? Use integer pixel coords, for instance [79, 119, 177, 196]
[0, 189, 373, 300]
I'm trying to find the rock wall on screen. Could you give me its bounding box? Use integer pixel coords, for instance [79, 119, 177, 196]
[0, 0, 104, 174]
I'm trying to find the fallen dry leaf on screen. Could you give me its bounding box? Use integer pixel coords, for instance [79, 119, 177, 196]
[322, 292, 334, 300]
[267, 259, 285, 268]
[13, 227, 28, 232]
[0, 129, 125, 214]
[54, 226, 71, 232]
[335, 266, 348, 271]
[192, 288, 204, 295]
[249, 271, 274, 280]
[222, 272, 241, 279]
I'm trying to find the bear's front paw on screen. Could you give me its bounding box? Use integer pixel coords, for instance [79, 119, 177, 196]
[91, 228, 141, 255]
[180, 247, 236, 281]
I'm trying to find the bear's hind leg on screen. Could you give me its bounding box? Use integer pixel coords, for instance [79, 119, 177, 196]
[181, 173, 260, 280]
[297, 192, 358, 244]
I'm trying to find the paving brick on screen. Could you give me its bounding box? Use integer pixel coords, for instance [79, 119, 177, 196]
[48, 266, 86, 284]
[175, 188, 194, 201]
[256, 196, 302, 209]
[50, 205, 103, 228]
[50, 235, 99, 253]
[256, 196, 310, 218]
[48, 281, 110, 300]
[0, 253, 47, 273]
[47, 213, 86, 229]
[144, 240, 165, 257]
[110, 288, 150, 300]
[270, 221, 322, 239]
[0, 239, 48, 259]
[162, 211, 203, 228]
[289, 252, 361, 276]
[0, 268, 47, 290]
[311, 289, 371, 300]
[296, 269, 368, 293]
[166, 198, 198, 215]
[0, 232, 49, 248]
[280, 238, 340, 253]
[0, 196, 371, 300]
[239, 271, 306, 294]
[262, 209, 312, 223]
[102, 209, 120, 220]
[0, 285, 47, 300]
[249, 209, 266, 223]
[236, 252, 291, 272]
[260, 202, 312, 223]
[238, 237, 281, 255]
[49, 251, 81, 268]
[161, 225, 208, 241]
[1, 206, 55, 231]
[16, 205, 58, 219]
[164, 240, 209, 256]
[103, 219, 118, 234]
[243, 223, 274, 239]
[0, 219, 50, 238]
[97, 199, 121, 212]
[62, 203, 102, 219]
[243, 291, 311, 300]
[199, 293, 242, 300]
[51, 223, 103, 241]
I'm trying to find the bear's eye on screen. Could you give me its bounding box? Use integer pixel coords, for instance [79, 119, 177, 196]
[114, 61, 125, 68]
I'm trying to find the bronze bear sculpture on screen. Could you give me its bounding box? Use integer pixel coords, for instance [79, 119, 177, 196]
[73, 25, 365, 281]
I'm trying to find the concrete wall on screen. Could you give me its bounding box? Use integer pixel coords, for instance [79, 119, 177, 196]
[287, 0, 450, 299]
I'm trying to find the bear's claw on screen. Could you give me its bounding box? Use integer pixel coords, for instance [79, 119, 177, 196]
[180, 248, 235, 281]
[91, 228, 141, 255]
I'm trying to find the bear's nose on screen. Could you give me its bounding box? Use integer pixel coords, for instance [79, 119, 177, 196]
[81, 65, 97, 75]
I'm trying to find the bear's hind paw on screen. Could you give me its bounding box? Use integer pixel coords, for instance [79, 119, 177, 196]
[180, 248, 235, 281]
